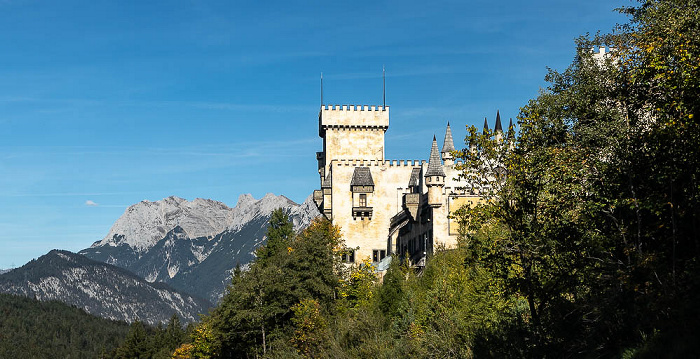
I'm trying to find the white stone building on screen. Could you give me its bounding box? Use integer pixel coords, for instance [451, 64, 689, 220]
[313, 104, 505, 266]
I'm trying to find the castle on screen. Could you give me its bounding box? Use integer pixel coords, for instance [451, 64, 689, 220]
[313, 104, 506, 267]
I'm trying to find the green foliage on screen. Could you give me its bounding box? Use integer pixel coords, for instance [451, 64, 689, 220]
[376, 256, 408, 320]
[0, 293, 131, 359]
[338, 258, 378, 310]
[256, 208, 295, 266]
[290, 298, 331, 357]
[181, 321, 220, 359]
[110, 314, 188, 359]
[207, 215, 343, 358]
[451, 0, 700, 356]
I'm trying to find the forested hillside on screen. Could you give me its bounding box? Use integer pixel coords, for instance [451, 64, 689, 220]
[0, 293, 131, 358]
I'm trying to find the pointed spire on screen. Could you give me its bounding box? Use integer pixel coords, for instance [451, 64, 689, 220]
[441, 122, 455, 154]
[483, 117, 489, 134]
[495, 110, 503, 132]
[425, 135, 446, 177]
[508, 118, 514, 138]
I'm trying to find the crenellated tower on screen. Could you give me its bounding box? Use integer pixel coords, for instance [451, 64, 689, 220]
[317, 105, 389, 180]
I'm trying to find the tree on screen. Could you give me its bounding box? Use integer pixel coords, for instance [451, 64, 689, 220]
[454, 1, 700, 355]
[210, 216, 344, 358]
[113, 321, 152, 359]
[290, 298, 331, 357]
[256, 208, 295, 265]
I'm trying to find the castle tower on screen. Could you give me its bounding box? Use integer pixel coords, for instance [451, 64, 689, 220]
[425, 135, 446, 208]
[441, 122, 456, 166]
[483, 117, 490, 134]
[317, 105, 389, 179]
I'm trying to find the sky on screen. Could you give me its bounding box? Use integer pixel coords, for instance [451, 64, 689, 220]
[0, 0, 631, 269]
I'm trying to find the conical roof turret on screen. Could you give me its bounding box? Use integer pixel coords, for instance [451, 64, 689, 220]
[495, 110, 503, 133]
[508, 118, 514, 138]
[441, 122, 456, 154]
[425, 135, 446, 177]
[483, 117, 489, 134]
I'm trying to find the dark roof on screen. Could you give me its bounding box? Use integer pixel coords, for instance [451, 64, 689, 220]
[483, 117, 489, 134]
[508, 118, 514, 138]
[441, 122, 456, 153]
[425, 136, 446, 177]
[408, 168, 421, 187]
[495, 110, 503, 132]
[322, 173, 332, 188]
[351, 167, 374, 186]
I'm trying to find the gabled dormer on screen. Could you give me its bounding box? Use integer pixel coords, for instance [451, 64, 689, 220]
[350, 167, 374, 219]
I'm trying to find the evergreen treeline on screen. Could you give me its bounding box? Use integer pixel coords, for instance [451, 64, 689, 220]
[0, 293, 131, 358]
[109, 315, 188, 359]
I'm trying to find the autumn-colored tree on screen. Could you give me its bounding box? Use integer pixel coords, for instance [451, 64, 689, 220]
[290, 298, 331, 357]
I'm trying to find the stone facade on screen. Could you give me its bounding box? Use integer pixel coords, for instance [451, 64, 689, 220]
[313, 104, 502, 266]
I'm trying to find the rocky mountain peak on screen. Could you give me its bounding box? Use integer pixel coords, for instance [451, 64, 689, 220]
[81, 193, 320, 302]
[236, 193, 256, 207]
[92, 193, 317, 253]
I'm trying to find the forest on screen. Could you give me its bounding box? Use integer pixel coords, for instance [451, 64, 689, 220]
[4, 0, 697, 357]
[0, 293, 131, 358]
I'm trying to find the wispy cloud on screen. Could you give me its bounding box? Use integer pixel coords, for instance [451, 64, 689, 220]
[85, 200, 98, 206]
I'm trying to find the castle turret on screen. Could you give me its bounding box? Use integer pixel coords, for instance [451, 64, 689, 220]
[425, 136, 446, 208]
[483, 117, 489, 134]
[441, 122, 456, 166]
[495, 110, 503, 141]
[508, 118, 514, 137]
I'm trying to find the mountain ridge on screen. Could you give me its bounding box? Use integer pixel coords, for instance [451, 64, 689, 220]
[0, 250, 211, 325]
[80, 193, 320, 302]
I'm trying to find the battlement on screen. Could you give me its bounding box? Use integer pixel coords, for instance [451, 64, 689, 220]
[592, 46, 614, 55]
[591, 46, 617, 65]
[319, 105, 390, 136]
[329, 159, 463, 168]
[332, 159, 426, 168]
[322, 104, 389, 112]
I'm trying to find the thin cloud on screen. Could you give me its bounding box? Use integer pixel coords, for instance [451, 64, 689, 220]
[84, 200, 99, 207]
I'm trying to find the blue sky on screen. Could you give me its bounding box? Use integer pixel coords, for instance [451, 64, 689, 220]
[0, 0, 630, 269]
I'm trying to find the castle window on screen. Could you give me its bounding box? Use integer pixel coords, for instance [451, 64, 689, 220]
[359, 193, 367, 207]
[341, 250, 355, 264]
[372, 249, 386, 263]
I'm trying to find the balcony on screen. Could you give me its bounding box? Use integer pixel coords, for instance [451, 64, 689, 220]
[352, 206, 373, 219]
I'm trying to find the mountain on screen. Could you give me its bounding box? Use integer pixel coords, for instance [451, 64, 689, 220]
[0, 250, 211, 326]
[80, 193, 320, 302]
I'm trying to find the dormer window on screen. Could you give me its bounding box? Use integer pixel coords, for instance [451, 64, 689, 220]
[351, 167, 374, 219]
[350, 167, 374, 193]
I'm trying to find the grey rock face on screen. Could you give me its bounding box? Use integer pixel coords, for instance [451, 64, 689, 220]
[0, 250, 211, 325]
[80, 193, 320, 302]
